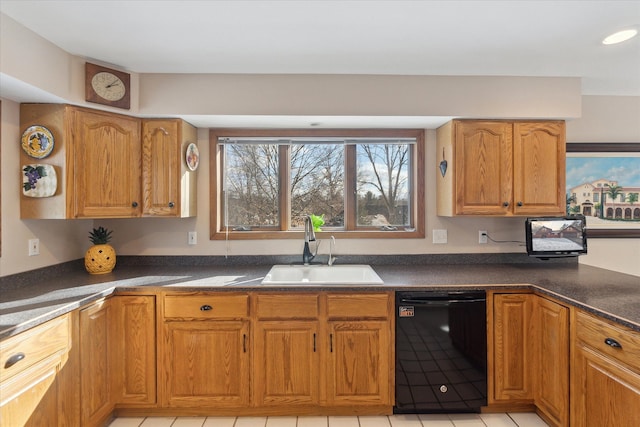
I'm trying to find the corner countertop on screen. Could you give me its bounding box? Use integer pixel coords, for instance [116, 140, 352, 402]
[1, 255, 639, 340]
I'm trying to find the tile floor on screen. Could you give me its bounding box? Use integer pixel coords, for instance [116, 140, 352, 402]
[108, 412, 548, 427]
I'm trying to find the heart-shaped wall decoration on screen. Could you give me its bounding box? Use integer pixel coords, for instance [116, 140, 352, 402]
[439, 148, 448, 177]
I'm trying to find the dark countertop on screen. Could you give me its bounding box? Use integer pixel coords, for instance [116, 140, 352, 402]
[1, 254, 639, 340]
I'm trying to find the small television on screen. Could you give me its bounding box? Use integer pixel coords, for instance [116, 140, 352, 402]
[525, 216, 587, 259]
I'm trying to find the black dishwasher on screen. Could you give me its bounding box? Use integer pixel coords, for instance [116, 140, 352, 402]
[394, 291, 487, 413]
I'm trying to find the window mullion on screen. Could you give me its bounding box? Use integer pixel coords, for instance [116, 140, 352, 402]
[279, 145, 291, 231]
[344, 145, 357, 231]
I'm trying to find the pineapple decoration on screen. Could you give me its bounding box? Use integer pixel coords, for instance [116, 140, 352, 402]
[84, 226, 116, 274]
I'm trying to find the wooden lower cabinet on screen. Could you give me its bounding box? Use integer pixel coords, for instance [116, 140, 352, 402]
[489, 292, 535, 406]
[0, 314, 72, 427]
[327, 320, 391, 406]
[158, 291, 393, 414]
[160, 293, 251, 408]
[111, 295, 157, 406]
[79, 295, 157, 426]
[572, 310, 640, 427]
[0, 354, 63, 426]
[534, 296, 569, 427]
[253, 320, 320, 406]
[79, 299, 113, 427]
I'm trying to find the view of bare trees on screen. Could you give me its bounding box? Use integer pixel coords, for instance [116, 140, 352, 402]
[290, 144, 344, 227]
[357, 144, 410, 226]
[223, 144, 279, 227]
[221, 140, 411, 230]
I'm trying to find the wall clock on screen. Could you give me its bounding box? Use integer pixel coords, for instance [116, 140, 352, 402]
[85, 62, 131, 109]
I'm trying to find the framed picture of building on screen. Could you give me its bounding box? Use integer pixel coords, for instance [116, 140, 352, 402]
[566, 143, 640, 238]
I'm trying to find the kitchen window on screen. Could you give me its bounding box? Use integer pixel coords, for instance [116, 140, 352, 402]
[210, 129, 425, 240]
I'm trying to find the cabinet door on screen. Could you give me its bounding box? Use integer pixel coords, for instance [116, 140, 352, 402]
[79, 299, 113, 427]
[163, 321, 250, 407]
[111, 296, 156, 406]
[535, 296, 569, 427]
[253, 321, 320, 406]
[573, 345, 640, 427]
[327, 321, 391, 406]
[490, 293, 534, 404]
[72, 109, 141, 218]
[454, 121, 513, 215]
[142, 119, 179, 216]
[512, 121, 565, 215]
[0, 355, 60, 427]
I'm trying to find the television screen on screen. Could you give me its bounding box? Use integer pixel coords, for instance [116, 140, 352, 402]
[525, 216, 587, 258]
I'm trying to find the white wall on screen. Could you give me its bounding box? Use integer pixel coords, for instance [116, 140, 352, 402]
[0, 99, 91, 276]
[1, 15, 638, 277]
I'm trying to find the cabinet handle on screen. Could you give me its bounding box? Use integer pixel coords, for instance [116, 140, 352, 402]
[4, 352, 25, 369]
[503, 202, 509, 207]
[168, 202, 175, 208]
[517, 201, 523, 207]
[604, 337, 622, 349]
[313, 333, 316, 352]
[330, 334, 333, 353]
[132, 201, 139, 208]
[200, 304, 212, 311]
[243, 334, 247, 353]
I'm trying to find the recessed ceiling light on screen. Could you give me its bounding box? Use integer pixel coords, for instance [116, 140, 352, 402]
[602, 29, 638, 45]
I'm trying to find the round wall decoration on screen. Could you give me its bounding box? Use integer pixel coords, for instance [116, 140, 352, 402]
[21, 125, 54, 159]
[185, 142, 199, 171]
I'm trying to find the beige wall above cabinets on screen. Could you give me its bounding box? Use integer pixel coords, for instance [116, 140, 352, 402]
[19, 104, 197, 219]
[436, 120, 566, 217]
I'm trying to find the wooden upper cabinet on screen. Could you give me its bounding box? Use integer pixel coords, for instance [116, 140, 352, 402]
[436, 120, 565, 216]
[72, 109, 141, 218]
[513, 122, 566, 216]
[20, 104, 197, 219]
[142, 119, 197, 217]
[20, 104, 141, 219]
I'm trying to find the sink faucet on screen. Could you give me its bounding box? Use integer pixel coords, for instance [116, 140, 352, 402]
[302, 215, 317, 265]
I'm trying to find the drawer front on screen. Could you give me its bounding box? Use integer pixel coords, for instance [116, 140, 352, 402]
[576, 310, 640, 371]
[0, 313, 70, 382]
[255, 294, 319, 319]
[327, 293, 390, 319]
[164, 294, 249, 319]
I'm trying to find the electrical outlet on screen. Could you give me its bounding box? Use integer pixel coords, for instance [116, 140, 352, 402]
[28, 239, 40, 256]
[479, 230, 488, 244]
[188, 231, 197, 245]
[432, 229, 448, 244]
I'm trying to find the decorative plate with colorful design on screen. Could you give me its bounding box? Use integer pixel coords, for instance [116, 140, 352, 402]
[21, 125, 54, 159]
[22, 164, 57, 197]
[185, 142, 199, 171]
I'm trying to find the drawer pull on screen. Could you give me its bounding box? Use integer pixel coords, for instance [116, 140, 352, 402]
[604, 337, 622, 349]
[5, 352, 26, 369]
[243, 334, 247, 353]
[200, 305, 213, 311]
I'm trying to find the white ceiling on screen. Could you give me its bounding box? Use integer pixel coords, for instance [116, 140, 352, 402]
[1, 0, 639, 127]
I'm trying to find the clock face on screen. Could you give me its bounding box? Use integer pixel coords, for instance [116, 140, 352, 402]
[91, 72, 126, 101]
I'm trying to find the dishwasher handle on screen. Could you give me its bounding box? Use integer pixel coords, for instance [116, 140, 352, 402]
[399, 298, 486, 305]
